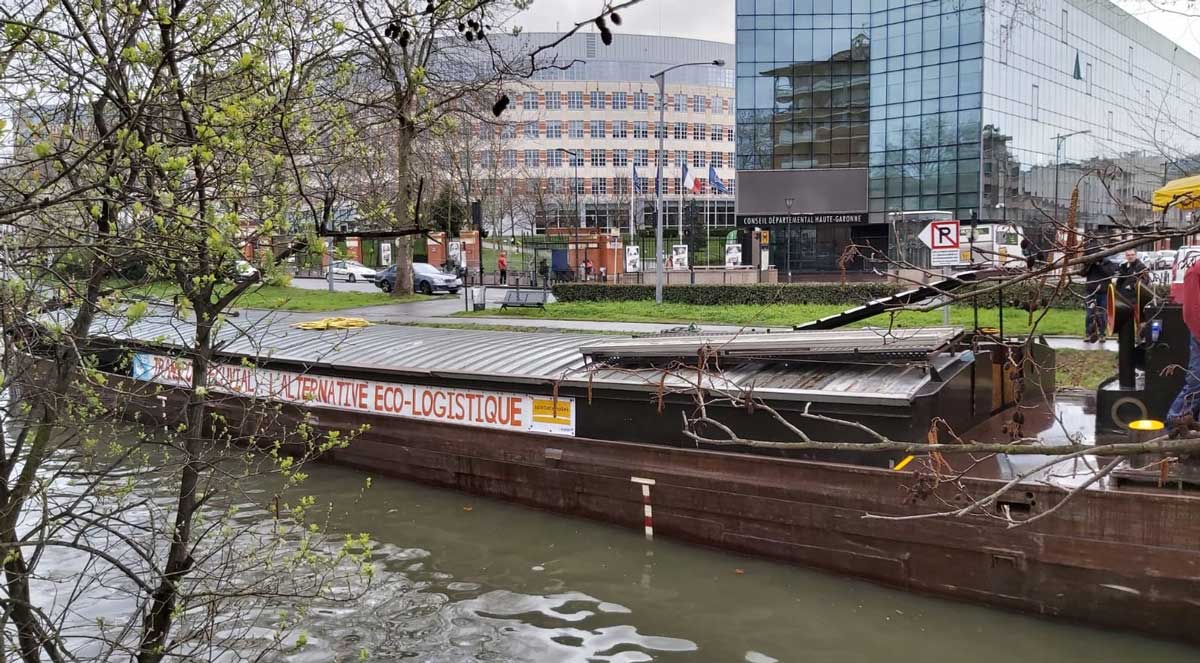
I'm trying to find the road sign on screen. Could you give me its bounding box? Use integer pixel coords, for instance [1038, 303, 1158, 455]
[919, 219, 964, 267]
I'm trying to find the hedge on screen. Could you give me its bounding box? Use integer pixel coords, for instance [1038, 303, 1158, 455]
[551, 282, 1168, 310]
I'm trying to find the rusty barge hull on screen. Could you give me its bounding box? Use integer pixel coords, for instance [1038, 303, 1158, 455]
[107, 372, 1200, 645]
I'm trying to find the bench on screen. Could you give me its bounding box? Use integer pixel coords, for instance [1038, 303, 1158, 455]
[500, 290, 548, 309]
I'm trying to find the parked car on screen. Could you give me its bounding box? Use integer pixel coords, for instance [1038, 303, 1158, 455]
[231, 260, 259, 282]
[1155, 249, 1178, 270]
[373, 263, 462, 295]
[328, 259, 376, 283]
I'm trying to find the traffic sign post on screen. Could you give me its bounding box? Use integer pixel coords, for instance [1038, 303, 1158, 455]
[918, 219, 964, 325]
[919, 219, 964, 267]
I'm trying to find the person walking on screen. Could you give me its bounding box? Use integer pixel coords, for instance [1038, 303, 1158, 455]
[1167, 256, 1200, 435]
[537, 258, 549, 289]
[1083, 257, 1115, 343]
[498, 251, 508, 285]
[1116, 248, 1149, 300]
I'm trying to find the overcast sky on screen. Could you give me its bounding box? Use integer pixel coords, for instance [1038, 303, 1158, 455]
[515, 0, 1200, 57]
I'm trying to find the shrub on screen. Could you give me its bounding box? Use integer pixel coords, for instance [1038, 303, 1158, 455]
[551, 281, 1165, 310]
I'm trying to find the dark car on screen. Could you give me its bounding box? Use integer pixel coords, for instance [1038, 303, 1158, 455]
[374, 263, 462, 295]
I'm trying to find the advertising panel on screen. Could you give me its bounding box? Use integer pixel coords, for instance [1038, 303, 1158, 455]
[131, 353, 576, 436]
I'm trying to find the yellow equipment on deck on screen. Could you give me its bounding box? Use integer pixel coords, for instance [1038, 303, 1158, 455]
[290, 317, 373, 330]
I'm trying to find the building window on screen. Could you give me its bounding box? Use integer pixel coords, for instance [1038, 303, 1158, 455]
[711, 151, 722, 167]
[523, 121, 539, 138]
[480, 123, 495, 138]
[612, 91, 627, 110]
[613, 149, 628, 167]
[633, 91, 648, 110]
[573, 178, 584, 194]
[568, 91, 583, 109]
[547, 120, 562, 138]
[547, 149, 562, 167]
[654, 122, 666, 139]
[590, 149, 606, 167]
[500, 123, 516, 139]
[568, 150, 583, 167]
[693, 95, 704, 113]
[693, 123, 705, 140]
[523, 92, 538, 110]
[691, 151, 704, 167]
[569, 120, 584, 138]
[711, 95, 720, 113]
[615, 177, 629, 194]
[634, 149, 648, 166]
[613, 120, 628, 138]
[525, 149, 540, 167]
[673, 149, 684, 165]
[710, 125, 722, 141]
[545, 91, 561, 110]
[1061, 9, 1068, 42]
[593, 177, 607, 195]
[1031, 84, 1039, 120]
[589, 120, 605, 138]
[502, 150, 516, 168]
[725, 127, 734, 142]
[673, 122, 687, 139]
[590, 90, 605, 109]
[633, 121, 648, 139]
[480, 151, 493, 167]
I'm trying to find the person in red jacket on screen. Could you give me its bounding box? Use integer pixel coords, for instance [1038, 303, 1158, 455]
[1167, 258, 1200, 433]
[497, 252, 508, 285]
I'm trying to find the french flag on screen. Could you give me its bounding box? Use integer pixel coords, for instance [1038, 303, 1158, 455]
[682, 164, 702, 194]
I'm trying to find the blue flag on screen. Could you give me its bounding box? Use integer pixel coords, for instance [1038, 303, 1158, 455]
[633, 165, 644, 194]
[709, 165, 728, 194]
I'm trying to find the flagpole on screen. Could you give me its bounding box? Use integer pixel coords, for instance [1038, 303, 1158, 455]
[678, 164, 684, 240]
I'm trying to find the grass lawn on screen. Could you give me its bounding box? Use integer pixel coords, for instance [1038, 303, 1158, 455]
[457, 300, 1086, 336]
[116, 281, 424, 312]
[1055, 349, 1117, 389]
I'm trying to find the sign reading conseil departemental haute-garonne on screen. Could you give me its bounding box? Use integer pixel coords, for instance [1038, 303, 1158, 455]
[736, 213, 868, 226]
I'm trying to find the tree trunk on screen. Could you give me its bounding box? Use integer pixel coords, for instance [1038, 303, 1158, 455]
[391, 120, 416, 297]
[137, 315, 211, 663]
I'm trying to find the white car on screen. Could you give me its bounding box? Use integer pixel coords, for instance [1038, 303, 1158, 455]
[233, 260, 259, 281]
[328, 260, 377, 283]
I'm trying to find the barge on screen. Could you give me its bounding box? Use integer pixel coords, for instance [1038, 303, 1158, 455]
[58, 306, 1200, 644]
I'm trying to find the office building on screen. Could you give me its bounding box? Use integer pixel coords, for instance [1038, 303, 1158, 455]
[735, 0, 1200, 274]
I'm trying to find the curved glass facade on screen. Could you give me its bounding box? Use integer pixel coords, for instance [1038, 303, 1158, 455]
[736, 0, 1200, 272]
[736, 0, 986, 221]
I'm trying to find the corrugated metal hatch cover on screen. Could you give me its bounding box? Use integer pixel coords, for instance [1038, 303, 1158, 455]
[73, 307, 960, 404]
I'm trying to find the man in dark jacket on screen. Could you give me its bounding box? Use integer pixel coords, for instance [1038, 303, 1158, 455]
[1168, 258, 1200, 434]
[1116, 249, 1149, 300]
[1083, 258, 1115, 343]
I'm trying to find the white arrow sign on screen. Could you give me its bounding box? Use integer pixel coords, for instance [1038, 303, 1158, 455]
[919, 219, 964, 267]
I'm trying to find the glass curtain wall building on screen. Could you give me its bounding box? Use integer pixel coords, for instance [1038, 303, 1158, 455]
[735, 0, 1200, 274]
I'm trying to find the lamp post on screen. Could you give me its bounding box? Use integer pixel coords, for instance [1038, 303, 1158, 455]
[784, 197, 795, 279]
[651, 59, 725, 304]
[1052, 129, 1090, 222]
[557, 147, 583, 276]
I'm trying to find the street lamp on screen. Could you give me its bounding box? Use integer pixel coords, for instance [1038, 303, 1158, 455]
[1052, 129, 1090, 222]
[651, 58, 726, 304]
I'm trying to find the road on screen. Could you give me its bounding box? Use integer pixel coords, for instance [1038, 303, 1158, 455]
[290, 276, 382, 294]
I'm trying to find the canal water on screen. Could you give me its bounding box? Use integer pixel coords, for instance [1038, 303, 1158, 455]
[285, 461, 1198, 663]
